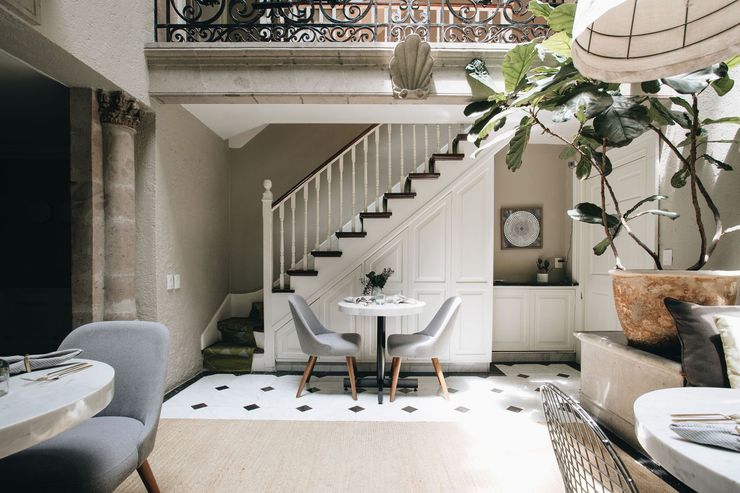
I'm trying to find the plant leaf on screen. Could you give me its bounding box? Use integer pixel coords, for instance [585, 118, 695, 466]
[505, 116, 534, 171]
[464, 100, 496, 117]
[662, 63, 727, 94]
[641, 80, 661, 94]
[648, 99, 691, 129]
[503, 41, 539, 93]
[529, 0, 554, 21]
[552, 89, 613, 123]
[626, 209, 680, 220]
[702, 116, 740, 125]
[541, 31, 572, 59]
[549, 3, 576, 36]
[671, 166, 690, 188]
[575, 154, 591, 180]
[669, 96, 693, 113]
[593, 96, 651, 146]
[465, 58, 503, 100]
[726, 55, 740, 69]
[559, 145, 577, 160]
[623, 194, 668, 218]
[701, 154, 733, 171]
[712, 75, 734, 96]
[567, 203, 619, 228]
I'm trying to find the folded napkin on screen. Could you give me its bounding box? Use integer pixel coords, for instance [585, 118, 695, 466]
[1, 349, 83, 375]
[344, 296, 374, 304]
[389, 295, 416, 304]
[670, 423, 740, 452]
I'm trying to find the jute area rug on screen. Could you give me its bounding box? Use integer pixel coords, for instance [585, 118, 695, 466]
[115, 419, 676, 493]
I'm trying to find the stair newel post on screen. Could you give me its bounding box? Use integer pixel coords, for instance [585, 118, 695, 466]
[351, 146, 356, 232]
[327, 165, 332, 250]
[278, 202, 285, 290]
[400, 124, 405, 187]
[339, 155, 344, 233]
[303, 186, 309, 270]
[314, 173, 321, 255]
[262, 179, 275, 371]
[374, 127, 380, 210]
[363, 135, 368, 212]
[290, 194, 296, 269]
[387, 124, 392, 192]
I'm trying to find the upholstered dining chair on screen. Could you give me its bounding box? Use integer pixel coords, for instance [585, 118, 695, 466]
[288, 294, 361, 400]
[0, 321, 170, 493]
[387, 296, 461, 402]
[541, 384, 639, 493]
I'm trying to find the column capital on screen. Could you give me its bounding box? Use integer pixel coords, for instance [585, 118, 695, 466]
[97, 90, 143, 130]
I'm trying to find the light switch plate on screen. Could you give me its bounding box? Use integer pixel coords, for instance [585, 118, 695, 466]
[662, 249, 673, 266]
[166, 274, 174, 290]
[174, 274, 181, 290]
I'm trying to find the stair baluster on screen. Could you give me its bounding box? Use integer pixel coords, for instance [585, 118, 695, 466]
[351, 146, 356, 232]
[363, 135, 368, 212]
[375, 127, 380, 211]
[424, 126, 429, 172]
[303, 187, 308, 270]
[327, 165, 332, 250]
[399, 124, 404, 187]
[314, 173, 320, 256]
[387, 124, 392, 193]
[290, 195, 296, 269]
[279, 202, 285, 290]
[448, 124, 452, 154]
[412, 125, 417, 173]
[339, 155, 344, 233]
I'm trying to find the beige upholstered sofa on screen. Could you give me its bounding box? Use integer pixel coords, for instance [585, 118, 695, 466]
[576, 332, 684, 451]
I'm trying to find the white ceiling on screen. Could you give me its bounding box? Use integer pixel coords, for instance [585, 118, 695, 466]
[183, 103, 578, 148]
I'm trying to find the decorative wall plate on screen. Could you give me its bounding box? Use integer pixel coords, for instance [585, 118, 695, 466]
[501, 206, 542, 249]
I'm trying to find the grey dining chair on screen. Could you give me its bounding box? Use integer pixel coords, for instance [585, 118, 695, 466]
[387, 296, 461, 402]
[0, 321, 170, 493]
[541, 384, 639, 493]
[288, 294, 361, 400]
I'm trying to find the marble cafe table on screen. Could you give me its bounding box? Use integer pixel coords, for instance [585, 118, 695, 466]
[0, 359, 115, 459]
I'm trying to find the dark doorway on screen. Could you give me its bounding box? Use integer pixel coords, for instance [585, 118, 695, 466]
[0, 51, 72, 354]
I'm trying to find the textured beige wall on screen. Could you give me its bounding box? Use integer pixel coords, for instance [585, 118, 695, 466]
[494, 144, 572, 283]
[229, 124, 368, 293]
[136, 104, 231, 389]
[657, 67, 740, 270]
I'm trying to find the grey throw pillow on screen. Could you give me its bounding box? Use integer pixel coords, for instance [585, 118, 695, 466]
[664, 298, 739, 388]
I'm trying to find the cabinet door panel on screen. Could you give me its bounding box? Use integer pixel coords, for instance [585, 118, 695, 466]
[492, 289, 530, 351]
[532, 290, 575, 351]
[452, 289, 491, 359]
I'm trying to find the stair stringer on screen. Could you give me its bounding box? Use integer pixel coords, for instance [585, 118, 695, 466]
[269, 130, 514, 364]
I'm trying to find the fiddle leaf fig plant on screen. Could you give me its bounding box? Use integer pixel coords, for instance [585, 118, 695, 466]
[464, 1, 739, 270]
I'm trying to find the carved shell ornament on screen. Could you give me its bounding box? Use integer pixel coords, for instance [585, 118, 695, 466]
[389, 35, 434, 99]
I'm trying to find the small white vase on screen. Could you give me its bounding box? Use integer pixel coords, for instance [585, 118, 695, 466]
[537, 273, 549, 283]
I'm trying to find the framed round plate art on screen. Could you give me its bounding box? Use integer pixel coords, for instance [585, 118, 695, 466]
[501, 206, 542, 249]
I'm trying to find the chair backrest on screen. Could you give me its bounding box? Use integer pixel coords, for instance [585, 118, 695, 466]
[58, 321, 169, 462]
[541, 384, 639, 493]
[419, 296, 462, 340]
[288, 295, 331, 355]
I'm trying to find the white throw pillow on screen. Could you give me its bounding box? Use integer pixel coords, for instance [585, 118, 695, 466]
[715, 315, 740, 389]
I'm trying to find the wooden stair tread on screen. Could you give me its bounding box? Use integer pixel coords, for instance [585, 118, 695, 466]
[311, 250, 342, 257]
[287, 269, 319, 276]
[384, 192, 417, 199]
[431, 153, 465, 161]
[360, 212, 392, 219]
[272, 288, 295, 293]
[336, 231, 367, 238]
[408, 172, 440, 179]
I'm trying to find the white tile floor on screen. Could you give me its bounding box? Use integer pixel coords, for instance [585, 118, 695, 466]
[162, 363, 580, 424]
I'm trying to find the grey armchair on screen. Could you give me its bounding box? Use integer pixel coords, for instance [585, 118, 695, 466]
[0, 321, 170, 493]
[387, 296, 461, 402]
[288, 294, 361, 400]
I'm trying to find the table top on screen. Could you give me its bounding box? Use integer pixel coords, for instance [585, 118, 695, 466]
[0, 359, 115, 459]
[338, 300, 426, 317]
[634, 387, 740, 493]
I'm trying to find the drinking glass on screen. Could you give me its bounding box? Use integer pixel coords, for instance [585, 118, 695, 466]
[375, 292, 386, 305]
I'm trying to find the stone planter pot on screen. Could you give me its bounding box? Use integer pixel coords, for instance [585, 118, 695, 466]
[610, 269, 740, 359]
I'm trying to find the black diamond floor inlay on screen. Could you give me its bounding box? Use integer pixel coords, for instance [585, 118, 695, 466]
[215, 385, 229, 391]
[557, 373, 570, 378]
[261, 386, 275, 392]
[398, 388, 413, 394]
[534, 387, 541, 392]
[296, 405, 312, 412]
[517, 374, 530, 379]
[244, 404, 259, 411]
[507, 406, 523, 413]
[191, 403, 207, 410]
[455, 406, 470, 413]
[307, 387, 320, 393]
[349, 405, 364, 413]
[491, 388, 504, 393]
[402, 406, 417, 413]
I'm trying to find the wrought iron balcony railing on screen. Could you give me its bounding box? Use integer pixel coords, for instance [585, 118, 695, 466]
[154, 1, 565, 44]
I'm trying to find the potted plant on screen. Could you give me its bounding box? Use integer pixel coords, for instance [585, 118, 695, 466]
[361, 268, 395, 304]
[464, 1, 740, 357]
[537, 258, 551, 283]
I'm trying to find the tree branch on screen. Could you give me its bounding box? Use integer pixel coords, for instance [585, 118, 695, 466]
[687, 94, 708, 270]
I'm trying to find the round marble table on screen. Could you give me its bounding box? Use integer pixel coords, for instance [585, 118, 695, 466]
[338, 300, 425, 404]
[0, 359, 115, 459]
[634, 387, 740, 493]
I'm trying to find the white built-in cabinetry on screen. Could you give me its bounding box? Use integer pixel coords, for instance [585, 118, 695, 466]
[492, 286, 576, 351]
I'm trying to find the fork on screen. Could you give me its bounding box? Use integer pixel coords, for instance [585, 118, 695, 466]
[21, 363, 92, 382]
[671, 412, 740, 423]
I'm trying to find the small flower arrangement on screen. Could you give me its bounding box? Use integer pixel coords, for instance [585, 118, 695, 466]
[361, 268, 395, 296]
[536, 259, 551, 274]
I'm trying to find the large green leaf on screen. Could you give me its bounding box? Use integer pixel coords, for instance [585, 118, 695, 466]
[702, 116, 740, 125]
[505, 116, 534, 171]
[623, 195, 668, 218]
[702, 154, 733, 171]
[640, 80, 661, 94]
[648, 99, 691, 129]
[464, 100, 496, 117]
[593, 96, 650, 146]
[567, 202, 619, 228]
[529, 0, 553, 21]
[575, 153, 591, 180]
[559, 145, 577, 160]
[670, 96, 693, 113]
[541, 31, 572, 59]
[552, 89, 613, 123]
[627, 209, 680, 220]
[465, 59, 503, 100]
[503, 41, 539, 93]
[712, 75, 734, 96]
[671, 166, 690, 188]
[478, 108, 517, 141]
[662, 63, 727, 94]
[549, 3, 576, 36]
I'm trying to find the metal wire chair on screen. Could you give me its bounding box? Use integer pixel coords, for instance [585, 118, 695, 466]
[541, 384, 639, 493]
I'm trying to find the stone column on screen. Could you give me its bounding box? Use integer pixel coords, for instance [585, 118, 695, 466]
[97, 91, 143, 320]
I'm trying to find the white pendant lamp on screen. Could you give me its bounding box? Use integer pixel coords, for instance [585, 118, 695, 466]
[571, 0, 740, 82]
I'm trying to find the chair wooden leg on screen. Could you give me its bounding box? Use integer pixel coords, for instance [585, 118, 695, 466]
[137, 460, 161, 493]
[346, 356, 358, 400]
[431, 357, 449, 400]
[296, 356, 317, 398]
[390, 357, 401, 402]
